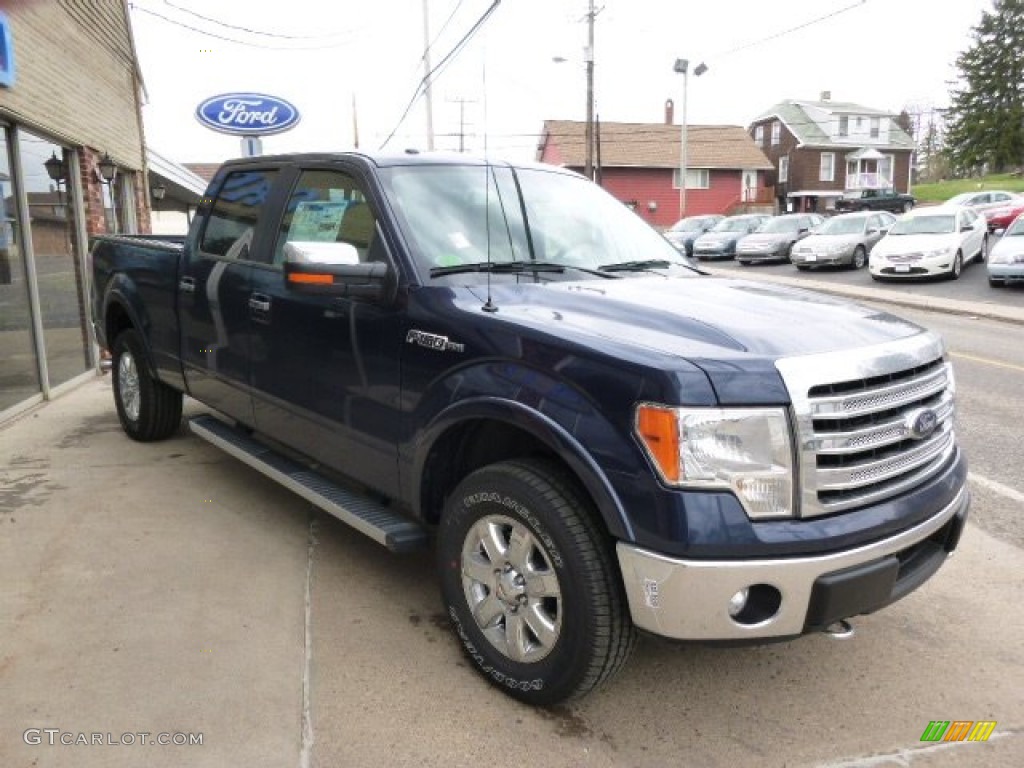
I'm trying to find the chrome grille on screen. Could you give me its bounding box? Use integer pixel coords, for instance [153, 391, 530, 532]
[775, 334, 957, 518]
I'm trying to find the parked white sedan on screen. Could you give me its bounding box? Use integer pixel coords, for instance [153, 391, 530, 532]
[869, 206, 988, 280]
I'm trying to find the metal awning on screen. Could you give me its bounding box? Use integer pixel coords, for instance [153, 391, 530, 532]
[846, 147, 886, 161]
[146, 146, 209, 212]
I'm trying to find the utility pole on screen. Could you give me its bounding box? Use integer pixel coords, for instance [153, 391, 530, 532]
[448, 96, 478, 152]
[584, 0, 595, 180]
[422, 0, 435, 150]
[352, 93, 360, 148]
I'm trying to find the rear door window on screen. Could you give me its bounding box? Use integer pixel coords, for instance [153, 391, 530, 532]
[199, 169, 279, 259]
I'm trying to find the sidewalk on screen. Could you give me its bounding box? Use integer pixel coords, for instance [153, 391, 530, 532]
[702, 265, 1024, 326]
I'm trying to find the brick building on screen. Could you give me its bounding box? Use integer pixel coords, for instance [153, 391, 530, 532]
[0, 1, 151, 418]
[536, 104, 774, 229]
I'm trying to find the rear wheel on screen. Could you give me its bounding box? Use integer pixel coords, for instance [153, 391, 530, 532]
[438, 458, 635, 705]
[902, 201, 914, 213]
[851, 246, 867, 270]
[978, 235, 988, 263]
[112, 329, 183, 441]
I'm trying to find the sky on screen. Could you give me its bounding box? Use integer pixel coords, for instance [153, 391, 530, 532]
[128, 0, 995, 165]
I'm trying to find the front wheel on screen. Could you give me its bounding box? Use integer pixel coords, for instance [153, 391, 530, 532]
[978, 235, 988, 263]
[851, 245, 867, 270]
[438, 459, 635, 705]
[112, 329, 183, 441]
[949, 251, 963, 280]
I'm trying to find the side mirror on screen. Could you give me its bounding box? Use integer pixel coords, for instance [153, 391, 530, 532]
[995, 227, 1006, 236]
[960, 225, 973, 232]
[283, 241, 393, 301]
[867, 227, 879, 235]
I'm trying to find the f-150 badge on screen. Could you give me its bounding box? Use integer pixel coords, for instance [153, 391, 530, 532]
[406, 330, 464, 353]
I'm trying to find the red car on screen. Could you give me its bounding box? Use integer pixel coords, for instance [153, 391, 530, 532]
[984, 195, 1024, 231]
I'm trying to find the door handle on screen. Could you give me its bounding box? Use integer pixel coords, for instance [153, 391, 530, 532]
[179, 276, 195, 293]
[249, 293, 271, 312]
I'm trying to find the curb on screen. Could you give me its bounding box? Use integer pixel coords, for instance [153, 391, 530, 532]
[701, 266, 1024, 326]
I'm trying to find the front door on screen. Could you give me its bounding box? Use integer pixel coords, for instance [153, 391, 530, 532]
[742, 170, 757, 202]
[246, 165, 404, 495]
[178, 167, 281, 425]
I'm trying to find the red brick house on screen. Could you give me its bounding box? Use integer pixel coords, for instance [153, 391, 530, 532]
[536, 105, 774, 229]
[748, 96, 915, 214]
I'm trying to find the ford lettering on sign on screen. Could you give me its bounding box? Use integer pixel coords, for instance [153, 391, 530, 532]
[195, 93, 300, 136]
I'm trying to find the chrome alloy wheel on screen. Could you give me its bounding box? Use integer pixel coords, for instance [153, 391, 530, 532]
[118, 350, 141, 422]
[460, 514, 562, 663]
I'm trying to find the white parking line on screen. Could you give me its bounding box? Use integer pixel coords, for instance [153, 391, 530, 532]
[815, 729, 1015, 767]
[969, 472, 1024, 504]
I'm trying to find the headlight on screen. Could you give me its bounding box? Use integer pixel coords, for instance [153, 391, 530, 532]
[635, 405, 795, 519]
[922, 248, 951, 259]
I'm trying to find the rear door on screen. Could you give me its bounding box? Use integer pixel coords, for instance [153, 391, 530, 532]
[178, 166, 281, 425]
[245, 163, 405, 495]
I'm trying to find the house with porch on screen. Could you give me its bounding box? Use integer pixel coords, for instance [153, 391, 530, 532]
[537, 102, 774, 229]
[748, 96, 915, 214]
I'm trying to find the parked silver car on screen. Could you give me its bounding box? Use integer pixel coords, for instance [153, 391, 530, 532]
[790, 211, 895, 270]
[987, 211, 1024, 286]
[736, 213, 823, 264]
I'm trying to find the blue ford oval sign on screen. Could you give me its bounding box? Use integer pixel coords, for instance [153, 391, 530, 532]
[195, 93, 300, 136]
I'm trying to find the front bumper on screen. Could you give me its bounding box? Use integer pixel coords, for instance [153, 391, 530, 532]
[737, 246, 788, 262]
[988, 263, 1024, 281]
[791, 248, 852, 266]
[869, 253, 954, 277]
[616, 484, 968, 640]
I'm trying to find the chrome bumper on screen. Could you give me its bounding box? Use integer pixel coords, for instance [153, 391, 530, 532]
[616, 485, 968, 640]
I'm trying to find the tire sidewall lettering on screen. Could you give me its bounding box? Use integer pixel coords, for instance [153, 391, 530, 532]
[448, 606, 544, 692]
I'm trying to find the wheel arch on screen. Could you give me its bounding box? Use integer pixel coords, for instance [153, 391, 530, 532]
[414, 398, 634, 543]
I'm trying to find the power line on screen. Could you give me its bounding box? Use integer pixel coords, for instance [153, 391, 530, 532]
[161, 0, 353, 40]
[711, 0, 870, 60]
[380, 0, 502, 150]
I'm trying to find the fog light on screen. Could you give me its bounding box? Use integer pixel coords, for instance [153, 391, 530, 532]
[728, 588, 750, 617]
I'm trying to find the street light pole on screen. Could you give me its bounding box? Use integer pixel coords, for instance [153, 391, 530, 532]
[674, 58, 707, 220]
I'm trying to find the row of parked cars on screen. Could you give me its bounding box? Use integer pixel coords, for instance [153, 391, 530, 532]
[664, 193, 1024, 287]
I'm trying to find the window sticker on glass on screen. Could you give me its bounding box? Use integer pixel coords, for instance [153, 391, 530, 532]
[290, 201, 350, 242]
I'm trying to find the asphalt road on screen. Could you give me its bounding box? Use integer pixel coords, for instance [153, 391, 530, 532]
[700, 239, 1024, 308]
[3, 300, 1024, 767]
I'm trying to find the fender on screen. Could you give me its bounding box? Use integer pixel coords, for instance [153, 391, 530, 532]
[412, 395, 636, 542]
[101, 276, 182, 388]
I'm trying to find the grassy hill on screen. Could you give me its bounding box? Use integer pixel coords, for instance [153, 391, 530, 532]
[912, 173, 1024, 203]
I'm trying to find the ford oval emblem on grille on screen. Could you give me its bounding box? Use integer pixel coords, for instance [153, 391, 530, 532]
[905, 408, 938, 440]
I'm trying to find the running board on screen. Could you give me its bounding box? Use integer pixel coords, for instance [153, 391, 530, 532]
[189, 415, 427, 553]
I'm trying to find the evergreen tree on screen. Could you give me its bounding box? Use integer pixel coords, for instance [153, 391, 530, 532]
[944, 0, 1024, 174]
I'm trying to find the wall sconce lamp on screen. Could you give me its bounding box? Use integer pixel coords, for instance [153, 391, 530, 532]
[97, 152, 118, 185]
[44, 151, 67, 182]
[625, 199, 638, 211]
[151, 182, 167, 201]
[647, 200, 658, 214]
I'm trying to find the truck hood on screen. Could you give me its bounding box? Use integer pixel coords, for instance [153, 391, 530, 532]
[463, 275, 922, 361]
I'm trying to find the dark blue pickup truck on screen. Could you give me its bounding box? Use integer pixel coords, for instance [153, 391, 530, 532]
[89, 152, 968, 704]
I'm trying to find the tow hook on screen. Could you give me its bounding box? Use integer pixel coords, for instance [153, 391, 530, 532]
[822, 619, 855, 639]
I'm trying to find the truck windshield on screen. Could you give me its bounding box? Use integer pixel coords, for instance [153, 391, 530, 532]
[378, 164, 694, 280]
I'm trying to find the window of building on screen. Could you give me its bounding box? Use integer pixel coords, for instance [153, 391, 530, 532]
[819, 153, 835, 182]
[199, 169, 279, 258]
[754, 125, 764, 145]
[17, 129, 90, 389]
[839, 115, 849, 136]
[671, 168, 710, 189]
[779, 156, 789, 183]
[771, 121, 781, 145]
[870, 117, 880, 138]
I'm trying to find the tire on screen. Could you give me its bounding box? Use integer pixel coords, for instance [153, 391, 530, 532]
[989, 278, 1004, 287]
[978, 235, 988, 263]
[737, 260, 750, 265]
[438, 458, 636, 705]
[949, 251, 963, 280]
[851, 245, 867, 270]
[795, 265, 811, 271]
[902, 202, 914, 213]
[112, 329, 183, 441]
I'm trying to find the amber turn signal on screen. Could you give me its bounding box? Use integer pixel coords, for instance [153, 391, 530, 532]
[635, 405, 681, 483]
[287, 272, 334, 285]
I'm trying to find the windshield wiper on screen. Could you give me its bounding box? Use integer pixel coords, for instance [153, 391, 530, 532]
[598, 259, 674, 273]
[430, 260, 620, 279]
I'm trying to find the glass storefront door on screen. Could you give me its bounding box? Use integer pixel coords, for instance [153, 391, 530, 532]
[0, 126, 41, 412]
[18, 129, 91, 390]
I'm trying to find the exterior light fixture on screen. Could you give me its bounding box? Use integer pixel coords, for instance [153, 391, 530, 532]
[44, 151, 66, 182]
[97, 152, 117, 184]
[151, 182, 167, 201]
[647, 200, 658, 213]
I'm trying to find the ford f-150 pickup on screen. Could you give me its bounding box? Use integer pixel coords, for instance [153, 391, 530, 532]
[835, 188, 916, 213]
[89, 151, 969, 704]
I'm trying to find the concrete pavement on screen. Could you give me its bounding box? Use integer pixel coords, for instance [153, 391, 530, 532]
[2, 280, 1023, 766]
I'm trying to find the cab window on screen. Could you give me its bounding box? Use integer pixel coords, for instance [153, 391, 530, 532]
[199, 169, 278, 259]
[273, 170, 380, 266]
